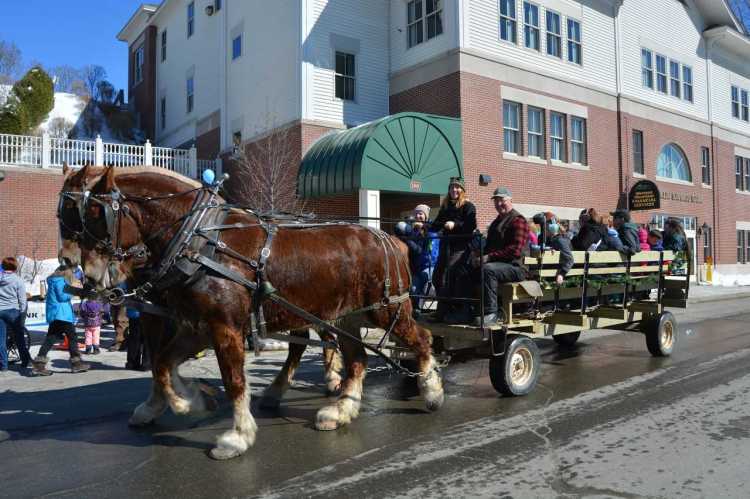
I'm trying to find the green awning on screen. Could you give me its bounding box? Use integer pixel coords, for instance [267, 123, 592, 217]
[298, 112, 463, 198]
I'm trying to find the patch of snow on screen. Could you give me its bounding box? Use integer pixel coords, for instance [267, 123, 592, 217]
[711, 272, 750, 287]
[38, 92, 86, 133]
[0, 84, 11, 106]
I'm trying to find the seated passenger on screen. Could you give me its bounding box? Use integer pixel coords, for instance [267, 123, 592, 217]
[610, 209, 641, 256]
[638, 226, 651, 251]
[572, 208, 623, 252]
[533, 212, 573, 285]
[401, 204, 440, 313]
[467, 187, 529, 326]
[648, 229, 664, 251]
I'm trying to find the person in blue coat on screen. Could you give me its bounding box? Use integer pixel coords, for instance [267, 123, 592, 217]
[400, 204, 440, 314]
[31, 265, 90, 376]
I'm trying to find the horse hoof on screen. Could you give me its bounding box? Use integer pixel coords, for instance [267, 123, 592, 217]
[128, 403, 160, 426]
[209, 430, 253, 460]
[209, 446, 245, 460]
[315, 405, 340, 431]
[128, 416, 156, 427]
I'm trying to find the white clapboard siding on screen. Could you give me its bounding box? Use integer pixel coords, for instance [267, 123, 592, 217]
[709, 51, 750, 138]
[463, 0, 617, 94]
[618, 0, 709, 120]
[304, 0, 390, 125]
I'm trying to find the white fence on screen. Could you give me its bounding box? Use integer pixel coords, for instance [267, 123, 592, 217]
[0, 132, 221, 179]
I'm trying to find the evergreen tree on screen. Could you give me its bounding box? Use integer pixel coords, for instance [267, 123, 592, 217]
[12, 65, 54, 130]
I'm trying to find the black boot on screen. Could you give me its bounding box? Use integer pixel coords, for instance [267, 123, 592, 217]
[31, 356, 53, 376]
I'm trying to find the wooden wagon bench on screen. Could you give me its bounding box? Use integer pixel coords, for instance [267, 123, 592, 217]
[417, 250, 690, 396]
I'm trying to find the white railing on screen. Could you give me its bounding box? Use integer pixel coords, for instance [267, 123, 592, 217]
[0, 132, 221, 179]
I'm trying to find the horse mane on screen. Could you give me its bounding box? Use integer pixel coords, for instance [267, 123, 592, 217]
[113, 166, 202, 189]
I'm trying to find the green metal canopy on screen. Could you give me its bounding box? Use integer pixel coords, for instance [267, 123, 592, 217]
[298, 112, 463, 198]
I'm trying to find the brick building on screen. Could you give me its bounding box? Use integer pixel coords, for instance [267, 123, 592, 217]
[110, 0, 750, 277]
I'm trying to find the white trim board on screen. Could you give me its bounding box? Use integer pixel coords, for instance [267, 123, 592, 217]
[737, 221, 750, 231]
[501, 86, 588, 118]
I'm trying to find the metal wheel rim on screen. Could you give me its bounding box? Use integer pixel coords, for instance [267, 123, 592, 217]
[661, 321, 674, 350]
[510, 347, 533, 387]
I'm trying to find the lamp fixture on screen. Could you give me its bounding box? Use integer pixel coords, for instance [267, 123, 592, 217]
[205, 5, 214, 16]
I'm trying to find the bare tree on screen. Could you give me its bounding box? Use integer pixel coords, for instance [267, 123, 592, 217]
[50, 65, 81, 92]
[0, 39, 22, 84]
[96, 80, 115, 104]
[82, 64, 107, 99]
[70, 79, 88, 97]
[231, 116, 304, 215]
[48, 116, 74, 138]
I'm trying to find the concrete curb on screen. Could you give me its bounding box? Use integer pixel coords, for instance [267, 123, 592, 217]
[688, 290, 750, 304]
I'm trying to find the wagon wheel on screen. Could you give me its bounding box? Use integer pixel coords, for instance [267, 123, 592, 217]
[642, 311, 677, 357]
[489, 335, 541, 396]
[553, 331, 581, 348]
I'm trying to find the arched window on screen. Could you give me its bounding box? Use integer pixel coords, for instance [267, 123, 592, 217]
[656, 143, 692, 181]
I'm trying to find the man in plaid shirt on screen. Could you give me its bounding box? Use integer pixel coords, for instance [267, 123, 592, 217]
[469, 187, 529, 326]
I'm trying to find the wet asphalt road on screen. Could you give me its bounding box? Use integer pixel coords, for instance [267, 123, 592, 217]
[2, 298, 750, 498]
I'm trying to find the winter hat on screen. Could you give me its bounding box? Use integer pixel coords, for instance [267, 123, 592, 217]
[414, 204, 430, 218]
[448, 177, 465, 189]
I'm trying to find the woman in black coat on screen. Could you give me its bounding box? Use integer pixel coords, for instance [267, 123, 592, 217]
[572, 208, 622, 252]
[431, 177, 477, 319]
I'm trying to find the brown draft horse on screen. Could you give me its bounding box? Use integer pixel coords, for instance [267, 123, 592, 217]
[67, 165, 444, 460]
[59, 165, 344, 413]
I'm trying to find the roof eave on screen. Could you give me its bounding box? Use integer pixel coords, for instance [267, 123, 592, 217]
[116, 3, 159, 42]
[704, 25, 750, 59]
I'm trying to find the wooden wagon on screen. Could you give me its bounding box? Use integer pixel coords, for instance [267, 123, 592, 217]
[414, 249, 690, 396]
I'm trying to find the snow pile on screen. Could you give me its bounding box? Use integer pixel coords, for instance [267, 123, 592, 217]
[710, 271, 750, 287]
[0, 84, 11, 106]
[38, 92, 86, 133]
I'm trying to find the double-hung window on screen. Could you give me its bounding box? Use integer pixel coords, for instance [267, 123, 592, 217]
[546, 11, 562, 58]
[633, 130, 644, 174]
[161, 30, 167, 62]
[641, 49, 653, 89]
[134, 45, 144, 84]
[655, 55, 667, 94]
[746, 158, 750, 192]
[335, 52, 355, 101]
[570, 117, 586, 164]
[500, 0, 517, 44]
[426, 0, 443, 40]
[743, 90, 749, 122]
[732, 86, 740, 118]
[701, 146, 711, 185]
[669, 60, 681, 98]
[527, 107, 544, 158]
[737, 156, 744, 190]
[567, 19, 582, 65]
[523, 2, 540, 50]
[550, 112, 566, 161]
[503, 101, 521, 154]
[187, 2, 195, 38]
[186, 77, 194, 113]
[682, 65, 693, 102]
[738, 231, 747, 264]
[703, 226, 712, 261]
[407, 1, 424, 48]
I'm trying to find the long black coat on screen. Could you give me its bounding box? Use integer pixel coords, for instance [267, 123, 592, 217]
[432, 201, 477, 255]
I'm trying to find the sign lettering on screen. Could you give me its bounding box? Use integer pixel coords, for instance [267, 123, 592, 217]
[629, 180, 660, 211]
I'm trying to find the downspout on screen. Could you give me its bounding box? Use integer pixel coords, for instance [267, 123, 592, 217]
[613, 1, 626, 206]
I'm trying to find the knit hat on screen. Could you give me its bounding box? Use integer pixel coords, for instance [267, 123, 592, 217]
[448, 177, 465, 189]
[414, 204, 430, 218]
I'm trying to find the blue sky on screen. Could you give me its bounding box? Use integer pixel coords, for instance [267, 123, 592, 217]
[1, 0, 144, 92]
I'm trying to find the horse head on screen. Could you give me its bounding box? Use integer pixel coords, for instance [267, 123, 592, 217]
[58, 163, 106, 268]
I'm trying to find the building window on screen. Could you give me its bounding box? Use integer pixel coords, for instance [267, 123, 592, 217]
[499, 0, 517, 44]
[407, 0, 443, 48]
[633, 130, 644, 174]
[523, 2, 540, 50]
[134, 45, 144, 84]
[734, 156, 745, 191]
[334, 52, 355, 101]
[742, 90, 749, 122]
[701, 146, 711, 185]
[669, 60, 681, 98]
[161, 30, 167, 62]
[682, 65, 693, 102]
[655, 55, 667, 94]
[160, 97, 166, 130]
[732, 86, 740, 118]
[567, 19, 582, 65]
[746, 158, 750, 192]
[738, 231, 746, 264]
[656, 143, 691, 181]
[641, 49, 653, 89]
[426, 0, 443, 40]
[550, 112, 566, 161]
[546, 11, 562, 58]
[527, 106, 544, 158]
[232, 34, 242, 60]
[703, 226, 712, 261]
[215, 0, 221, 11]
[187, 2, 195, 38]
[186, 77, 194, 113]
[503, 101, 521, 154]
[570, 116, 586, 164]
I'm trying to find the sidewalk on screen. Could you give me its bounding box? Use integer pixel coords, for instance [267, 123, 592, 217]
[687, 284, 750, 304]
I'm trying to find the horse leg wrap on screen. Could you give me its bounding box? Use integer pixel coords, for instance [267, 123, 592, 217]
[316, 391, 361, 431]
[418, 356, 445, 412]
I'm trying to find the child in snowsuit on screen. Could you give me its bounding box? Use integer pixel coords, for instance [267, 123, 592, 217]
[80, 299, 103, 355]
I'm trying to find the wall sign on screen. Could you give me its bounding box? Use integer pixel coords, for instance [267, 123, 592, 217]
[629, 180, 660, 211]
[409, 180, 422, 192]
[661, 191, 702, 204]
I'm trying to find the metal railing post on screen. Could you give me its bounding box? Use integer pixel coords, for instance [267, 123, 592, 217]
[144, 139, 153, 166]
[95, 134, 104, 166]
[41, 132, 51, 168]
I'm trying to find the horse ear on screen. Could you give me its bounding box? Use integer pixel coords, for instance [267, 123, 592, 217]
[103, 165, 117, 191]
[62, 161, 70, 176]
